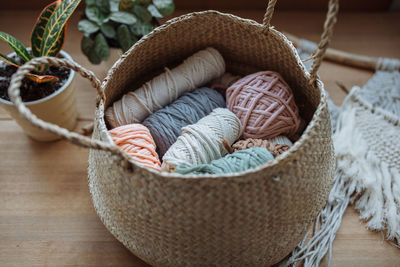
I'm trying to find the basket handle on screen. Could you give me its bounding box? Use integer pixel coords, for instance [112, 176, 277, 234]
[263, 0, 340, 85]
[8, 56, 131, 163]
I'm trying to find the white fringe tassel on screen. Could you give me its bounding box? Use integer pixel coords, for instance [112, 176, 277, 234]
[286, 95, 400, 266]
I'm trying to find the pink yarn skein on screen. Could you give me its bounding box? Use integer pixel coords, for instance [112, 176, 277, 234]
[226, 71, 300, 139]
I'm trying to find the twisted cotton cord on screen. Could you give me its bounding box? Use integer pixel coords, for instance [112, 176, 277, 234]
[232, 138, 290, 157]
[8, 56, 134, 168]
[142, 87, 225, 157]
[309, 0, 339, 85]
[162, 108, 243, 172]
[262, 0, 278, 34]
[268, 135, 294, 146]
[175, 147, 274, 175]
[376, 57, 400, 72]
[105, 47, 226, 127]
[226, 71, 300, 139]
[109, 124, 161, 171]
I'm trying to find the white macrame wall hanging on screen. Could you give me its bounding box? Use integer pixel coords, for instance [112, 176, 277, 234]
[286, 40, 400, 267]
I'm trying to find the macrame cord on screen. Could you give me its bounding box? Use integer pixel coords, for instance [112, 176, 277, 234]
[285, 40, 400, 267]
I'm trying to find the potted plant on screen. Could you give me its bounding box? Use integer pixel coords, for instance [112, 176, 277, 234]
[0, 0, 81, 141]
[78, 0, 174, 69]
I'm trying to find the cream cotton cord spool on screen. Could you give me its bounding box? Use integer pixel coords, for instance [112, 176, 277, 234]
[161, 108, 243, 172]
[105, 47, 226, 128]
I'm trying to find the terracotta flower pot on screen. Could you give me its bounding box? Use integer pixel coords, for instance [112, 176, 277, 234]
[0, 50, 77, 142]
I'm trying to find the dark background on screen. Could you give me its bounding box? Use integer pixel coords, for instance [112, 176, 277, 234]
[0, 0, 396, 11]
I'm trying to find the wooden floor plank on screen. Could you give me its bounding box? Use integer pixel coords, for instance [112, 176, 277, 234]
[0, 9, 399, 266]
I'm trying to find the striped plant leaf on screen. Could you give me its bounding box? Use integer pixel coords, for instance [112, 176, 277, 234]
[0, 53, 21, 68]
[25, 73, 60, 83]
[0, 32, 32, 63]
[31, 0, 62, 57]
[40, 0, 81, 57]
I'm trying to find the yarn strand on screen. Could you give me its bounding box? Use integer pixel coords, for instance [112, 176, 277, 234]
[143, 87, 225, 157]
[162, 108, 243, 172]
[109, 124, 162, 171]
[106, 47, 226, 127]
[226, 71, 300, 139]
[176, 147, 274, 175]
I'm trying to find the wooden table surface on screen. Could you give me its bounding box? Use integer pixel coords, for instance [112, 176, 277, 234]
[0, 9, 399, 266]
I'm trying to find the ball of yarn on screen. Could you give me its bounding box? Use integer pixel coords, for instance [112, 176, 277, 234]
[232, 138, 290, 157]
[109, 124, 161, 171]
[162, 108, 243, 172]
[175, 147, 274, 175]
[226, 71, 300, 139]
[142, 87, 225, 158]
[105, 47, 226, 128]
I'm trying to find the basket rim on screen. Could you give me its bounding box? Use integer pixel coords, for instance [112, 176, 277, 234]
[98, 10, 330, 180]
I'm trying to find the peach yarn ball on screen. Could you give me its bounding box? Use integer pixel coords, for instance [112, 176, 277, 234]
[226, 71, 300, 139]
[109, 124, 161, 171]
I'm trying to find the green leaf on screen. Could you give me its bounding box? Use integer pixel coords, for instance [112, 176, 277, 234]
[85, 6, 106, 25]
[153, 0, 174, 16]
[100, 23, 116, 38]
[85, 0, 96, 6]
[0, 53, 21, 67]
[0, 32, 32, 63]
[40, 0, 81, 57]
[81, 36, 94, 57]
[119, 0, 133, 11]
[117, 24, 134, 52]
[130, 20, 153, 36]
[94, 33, 109, 60]
[95, 0, 110, 13]
[31, 0, 61, 57]
[109, 0, 120, 12]
[109, 11, 137, 24]
[147, 4, 163, 18]
[88, 48, 102, 64]
[78, 19, 100, 36]
[133, 5, 152, 22]
[25, 73, 59, 83]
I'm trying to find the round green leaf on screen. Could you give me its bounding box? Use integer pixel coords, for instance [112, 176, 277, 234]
[94, 33, 110, 60]
[78, 20, 100, 36]
[85, 6, 106, 25]
[85, 0, 96, 6]
[89, 49, 102, 64]
[130, 20, 153, 37]
[109, 11, 137, 25]
[117, 24, 134, 52]
[147, 4, 163, 18]
[152, 0, 174, 16]
[109, 0, 120, 12]
[81, 36, 94, 57]
[96, 0, 110, 13]
[100, 23, 116, 38]
[134, 5, 152, 22]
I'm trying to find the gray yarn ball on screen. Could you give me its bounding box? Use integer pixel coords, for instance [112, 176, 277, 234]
[143, 87, 226, 158]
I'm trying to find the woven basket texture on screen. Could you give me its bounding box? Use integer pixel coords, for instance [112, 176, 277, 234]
[88, 11, 335, 266]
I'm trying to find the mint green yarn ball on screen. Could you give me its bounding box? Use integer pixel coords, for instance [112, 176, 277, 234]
[175, 147, 274, 175]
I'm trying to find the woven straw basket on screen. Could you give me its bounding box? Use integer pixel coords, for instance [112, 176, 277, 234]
[8, 0, 338, 265]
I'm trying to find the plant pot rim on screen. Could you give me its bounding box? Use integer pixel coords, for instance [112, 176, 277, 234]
[0, 50, 75, 106]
